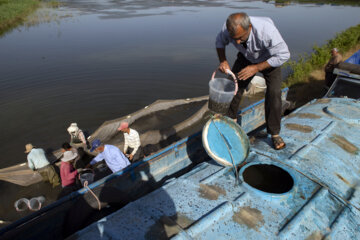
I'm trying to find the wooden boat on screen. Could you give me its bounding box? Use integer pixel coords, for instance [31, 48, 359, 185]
[326, 49, 360, 99]
[0, 95, 209, 186]
[0, 89, 289, 239]
[71, 96, 360, 240]
[68, 51, 360, 240]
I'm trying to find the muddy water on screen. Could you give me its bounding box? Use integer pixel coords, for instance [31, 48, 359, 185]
[208, 99, 231, 115]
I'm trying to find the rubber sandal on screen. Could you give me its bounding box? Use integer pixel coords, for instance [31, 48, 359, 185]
[272, 136, 286, 150]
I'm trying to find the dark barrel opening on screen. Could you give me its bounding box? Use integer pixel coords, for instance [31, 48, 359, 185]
[242, 164, 294, 194]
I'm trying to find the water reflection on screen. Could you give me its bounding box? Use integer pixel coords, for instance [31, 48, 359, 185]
[0, 0, 360, 227]
[0, 0, 359, 168]
[62, 0, 260, 19]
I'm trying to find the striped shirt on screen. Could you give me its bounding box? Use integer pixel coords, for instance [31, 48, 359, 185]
[216, 16, 290, 67]
[124, 128, 141, 155]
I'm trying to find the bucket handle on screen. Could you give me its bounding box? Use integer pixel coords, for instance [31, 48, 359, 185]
[211, 69, 238, 95]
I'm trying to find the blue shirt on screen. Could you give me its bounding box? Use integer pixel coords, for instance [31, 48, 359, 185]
[216, 16, 290, 67]
[90, 145, 130, 173]
[27, 148, 50, 170]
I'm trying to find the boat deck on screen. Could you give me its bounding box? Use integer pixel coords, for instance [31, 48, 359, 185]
[71, 98, 360, 240]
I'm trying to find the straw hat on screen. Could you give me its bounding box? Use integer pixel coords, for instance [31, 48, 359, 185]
[25, 143, 34, 153]
[67, 123, 79, 133]
[61, 151, 78, 162]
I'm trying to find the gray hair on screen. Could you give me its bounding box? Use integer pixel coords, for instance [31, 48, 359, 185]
[226, 12, 251, 36]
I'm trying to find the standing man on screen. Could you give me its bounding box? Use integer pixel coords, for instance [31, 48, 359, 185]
[88, 139, 130, 173]
[25, 143, 60, 187]
[325, 48, 342, 88]
[216, 12, 290, 150]
[118, 122, 142, 162]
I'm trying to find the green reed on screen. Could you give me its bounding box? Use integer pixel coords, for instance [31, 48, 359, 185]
[283, 24, 360, 87]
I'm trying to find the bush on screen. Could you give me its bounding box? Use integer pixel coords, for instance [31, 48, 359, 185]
[283, 24, 360, 87]
[0, 0, 40, 36]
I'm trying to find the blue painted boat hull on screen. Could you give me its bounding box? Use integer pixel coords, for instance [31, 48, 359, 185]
[0, 89, 289, 239]
[71, 97, 360, 240]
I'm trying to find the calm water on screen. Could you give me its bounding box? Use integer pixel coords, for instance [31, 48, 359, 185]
[1, 1, 360, 168]
[1, 0, 360, 227]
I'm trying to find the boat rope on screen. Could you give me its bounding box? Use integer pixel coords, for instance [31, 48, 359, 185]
[255, 151, 360, 213]
[83, 181, 101, 210]
[211, 116, 240, 185]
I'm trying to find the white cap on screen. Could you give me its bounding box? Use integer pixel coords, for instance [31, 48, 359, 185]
[67, 123, 79, 133]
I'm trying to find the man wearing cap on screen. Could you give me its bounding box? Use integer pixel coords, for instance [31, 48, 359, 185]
[67, 123, 87, 145]
[215, 12, 290, 150]
[325, 48, 343, 88]
[87, 139, 130, 173]
[25, 143, 60, 188]
[118, 122, 142, 162]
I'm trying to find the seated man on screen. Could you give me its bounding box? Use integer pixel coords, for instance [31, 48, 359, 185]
[61, 142, 88, 169]
[118, 122, 142, 162]
[325, 48, 343, 88]
[67, 123, 87, 145]
[60, 151, 79, 188]
[87, 139, 130, 173]
[25, 143, 60, 188]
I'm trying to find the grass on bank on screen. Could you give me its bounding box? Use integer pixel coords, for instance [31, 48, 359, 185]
[284, 24, 360, 107]
[0, 0, 60, 36]
[284, 24, 360, 87]
[0, 0, 40, 35]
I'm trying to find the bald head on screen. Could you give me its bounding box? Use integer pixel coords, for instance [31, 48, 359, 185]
[226, 12, 251, 37]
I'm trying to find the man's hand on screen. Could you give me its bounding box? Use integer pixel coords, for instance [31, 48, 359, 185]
[129, 154, 134, 161]
[237, 65, 259, 80]
[219, 61, 231, 73]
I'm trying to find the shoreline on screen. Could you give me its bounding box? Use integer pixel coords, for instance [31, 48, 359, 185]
[0, 0, 60, 37]
[284, 22, 360, 108]
[286, 44, 360, 108]
[0, 0, 40, 36]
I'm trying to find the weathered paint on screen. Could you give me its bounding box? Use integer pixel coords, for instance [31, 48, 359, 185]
[335, 173, 351, 186]
[285, 123, 313, 133]
[287, 113, 321, 119]
[330, 134, 358, 154]
[314, 98, 331, 104]
[1, 90, 291, 240]
[198, 184, 226, 200]
[71, 98, 360, 240]
[232, 206, 264, 231]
